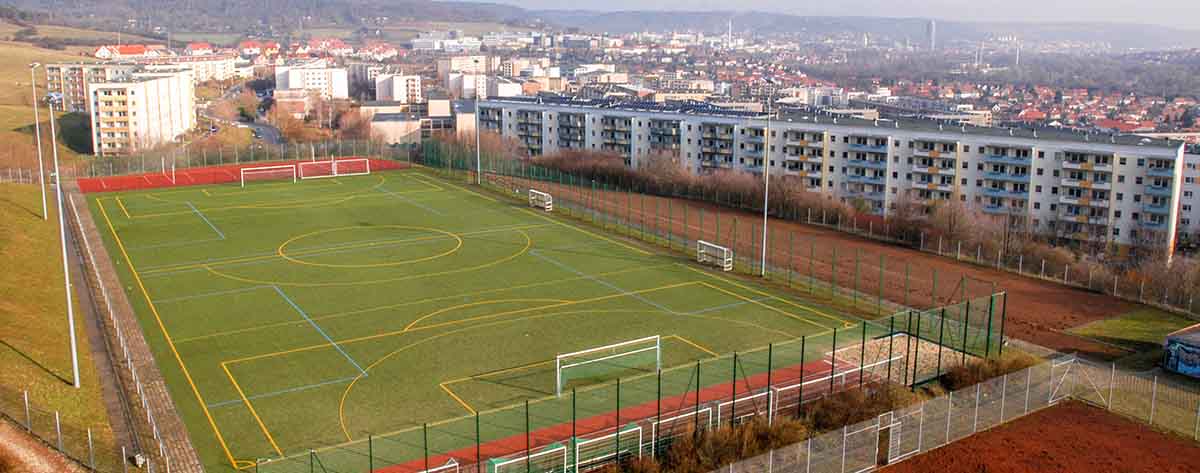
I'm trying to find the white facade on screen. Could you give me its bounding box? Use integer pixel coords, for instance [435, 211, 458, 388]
[487, 77, 523, 98]
[275, 64, 349, 99]
[448, 73, 488, 100]
[88, 69, 196, 156]
[479, 98, 1189, 252]
[375, 74, 423, 104]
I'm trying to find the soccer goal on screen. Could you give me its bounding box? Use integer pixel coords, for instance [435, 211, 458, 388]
[697, 240, 733, 272]
[161, 157, 176, 184]
[556, 336, 661, 397]
[529, 189, 553, 212]
[298, 158, 372, 180]
[241, 164, 296, 187]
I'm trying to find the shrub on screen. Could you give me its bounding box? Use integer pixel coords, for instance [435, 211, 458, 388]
[941, 352, 1043, 391]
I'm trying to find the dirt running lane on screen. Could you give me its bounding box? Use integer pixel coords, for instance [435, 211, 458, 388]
[882, 401, 1200, 473]
[496, 173, 1133, 359]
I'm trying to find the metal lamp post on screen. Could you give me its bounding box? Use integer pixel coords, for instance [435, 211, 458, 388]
[46, 98, 81, 389]
[760, 81, 778, 277]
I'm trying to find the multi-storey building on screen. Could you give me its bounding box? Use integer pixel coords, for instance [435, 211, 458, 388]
[375, 74, 423, 104]
[140, 54, 237, 83]
[275, 61, 349, 99]
[479, 97, 1188, 252]
[44, 63, 139, 112]
[87, 69, 196, 156]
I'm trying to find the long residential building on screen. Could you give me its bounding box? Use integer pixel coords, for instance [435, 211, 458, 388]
[87, 68, 196, 157]
[44, 63, 139, 113]
[479, 97, 1188, 253]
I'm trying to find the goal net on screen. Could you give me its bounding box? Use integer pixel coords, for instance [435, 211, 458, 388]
[298, 158, 372, 180]
[556, 336, 660, 397]
[490, 444, 567, 473]
[529, 189, 553, 212]
[241, 164, 296, 187]
[697, 240, 733, 272]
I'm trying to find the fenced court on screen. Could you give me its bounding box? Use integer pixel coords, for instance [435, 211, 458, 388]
[77, 160, 1003, 473]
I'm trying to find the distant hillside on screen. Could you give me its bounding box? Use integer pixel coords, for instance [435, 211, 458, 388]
[533, 10, 1200, 50]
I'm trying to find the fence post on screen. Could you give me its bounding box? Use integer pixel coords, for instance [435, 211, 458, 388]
[1108, 362, 1116, 410]
[956, 241, 961, 260]
[936, 308, 946, 379]
[1025, 367, 1032, 414]
[946, 391, 953, 441]
[1064, 264, 1069, 284]
[1018, 254, 1023, 274]
[122, 446, 127, 473]
[798, 336, 807, 417]
[999, 374, 1008, 422]
[1194, 399, 1200, 441]
[840, 425, 848, 473]
[88, 428, 94, 469]
[23, 390, 30, 430]
[730, 353, 738, 428]
[972, 384, 981, 433]
[1149, 376, 1158, 425]
[370, 434, 374, 472]
[904, 262, 911, 308]
[830, 327, 838, 394]
[55, 411, 62, 450]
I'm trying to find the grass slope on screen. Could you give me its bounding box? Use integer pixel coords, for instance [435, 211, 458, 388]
[0, 183, 115, 464]
[1068, 307, 1196, 369]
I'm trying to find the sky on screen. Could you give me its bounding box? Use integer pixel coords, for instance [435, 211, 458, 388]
[491, 0, 1200, 29]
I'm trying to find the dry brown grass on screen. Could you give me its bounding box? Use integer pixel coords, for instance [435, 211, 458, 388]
[941, 352, 1043, 391]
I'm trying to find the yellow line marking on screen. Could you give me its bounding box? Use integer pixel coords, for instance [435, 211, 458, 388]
[174, 263, 675, 344]
[684, 265, 853, 327]
[403, 298, 570, 331]
[412, 171, 494, 202]
[277, 225, 463, 269]
[220, 362, 283, 456]
[696, 281, 831, 331]
[115, 196, 131, 219]
[125, 174, 393, 219]
[142, 223, 549, 276]
[438, 382, 476, 415]
[673, 334, 719, 356]
[202, 189, 212, 197]
[203, 228, 535, 288]
[519, 207, 651, 256]
[96, 199, 242, 468]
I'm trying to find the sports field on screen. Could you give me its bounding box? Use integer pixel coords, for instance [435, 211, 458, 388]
[84, 164, 866, 471]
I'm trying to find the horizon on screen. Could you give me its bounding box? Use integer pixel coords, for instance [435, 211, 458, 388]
[487, 0, 1200, 31]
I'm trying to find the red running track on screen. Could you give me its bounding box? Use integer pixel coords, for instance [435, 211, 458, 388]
[76, 158, 409, 194]
[375, 357, 869, 473]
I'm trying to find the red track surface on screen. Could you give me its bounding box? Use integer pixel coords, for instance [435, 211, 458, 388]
[376, 358, 866, 473]
[76, 158, 408, 193]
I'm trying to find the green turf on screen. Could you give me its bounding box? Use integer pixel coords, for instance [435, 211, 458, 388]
[87, 168, 871, 472]
[1068, 308, 1196, 370]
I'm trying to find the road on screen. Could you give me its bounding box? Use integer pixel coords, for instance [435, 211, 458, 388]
[198, 84, 285, 145]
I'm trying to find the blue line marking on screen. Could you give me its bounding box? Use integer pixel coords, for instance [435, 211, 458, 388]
[530, 249, 679, 314]
[376, 186, 446, 216]
[153, 285, 272, 304]
[207, 375, 358, 408]
[187, 201, 226, 240]
[272, 286, 368, 377]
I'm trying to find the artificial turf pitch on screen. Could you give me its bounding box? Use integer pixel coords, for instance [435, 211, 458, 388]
[86, 167, 860, 472]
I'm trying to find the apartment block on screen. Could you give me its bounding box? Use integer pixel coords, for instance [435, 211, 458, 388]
[44, 63, 139, 112]
[275, 61, 349, 99]
[375, 74, 423, 104]
[140, 54, 237, 83]
[479, 97, 1188, 252]
[87, 69, 196, 157]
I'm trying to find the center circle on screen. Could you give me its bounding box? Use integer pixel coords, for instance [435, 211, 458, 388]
[276, 225, 463, 268]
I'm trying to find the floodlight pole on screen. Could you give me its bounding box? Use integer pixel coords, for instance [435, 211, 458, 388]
[759, 88, 774, 277]
[30, 63, 47, 220]
[475, 101, 481, 185]
[48, 103, 81, 389]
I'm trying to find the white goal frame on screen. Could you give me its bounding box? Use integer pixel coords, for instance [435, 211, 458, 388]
[240, 164, 297, 188]
[416, 459, 459, 473]
[298, 158, 372, 180]
[491, 445, 567, 473]
[529, 189, 553, 212]
[556, 335, 661, 397]
[574, 425, 642, 472]
[697, 240, 733, 272]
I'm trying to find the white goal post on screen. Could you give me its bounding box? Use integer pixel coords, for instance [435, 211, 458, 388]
[556, 336, 661, 397]
[697, 240, 733, 272]
[298, 158, 372, 180]
[529, 189, 553, 212]
[240, 164, 297, 187]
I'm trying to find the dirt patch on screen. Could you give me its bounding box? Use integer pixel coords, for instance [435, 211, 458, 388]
[0, 419, 87, 473]
[882, 401, 1200, 473]
[497, 174, 1131, 359]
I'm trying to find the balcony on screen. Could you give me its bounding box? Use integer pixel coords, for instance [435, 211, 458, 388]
[1145, 184, 1173, 197]
[1139, 219, 1167, 230]
[846, 174, 886, 185]
[982, 205, 1022, 215]
[1147, 167, 1174, 178]
[848, 142, 888, 154]
[742, 148, 764, 158]
[912, 181, 953, 193]
[845, 190, 886, 201]
[912, 148, 952, 159]
[702, 146, 733, 155]
[1062, 160, 1113, 172]
[1143, 203, 1171, 215]
[1060, 178, 1111, 190]
[846, 158, 888, 170]
[982, 154, 1031, 166]
[784, 168, 821, 179]
[743, 134, 765, 144]
[1058, 195, 1107, 207]
[983, 171, 1031, 183]
[982, 187, 1028, 199]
